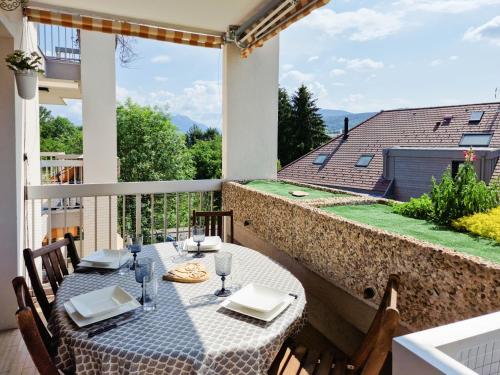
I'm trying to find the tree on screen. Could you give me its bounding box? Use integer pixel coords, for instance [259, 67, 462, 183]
[117, 99, 194, 182]
[277, 86, 329, 166]
[39, 106, 83, 154]
[291, 84, 329, 159]
[185, 124, 220, 147]
[190, 135, 222, 179]
[278, 88, 294, 166]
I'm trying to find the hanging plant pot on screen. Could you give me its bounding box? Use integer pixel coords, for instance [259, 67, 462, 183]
[14, 70, 38, 100]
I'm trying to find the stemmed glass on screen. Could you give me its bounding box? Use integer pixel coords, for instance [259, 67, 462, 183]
[214, 252, 232, 297]
[172, 240, 187, 263]
[127, 234, 143, 270]
[192, 225, 205, 259]
[135, 257, 153, 304]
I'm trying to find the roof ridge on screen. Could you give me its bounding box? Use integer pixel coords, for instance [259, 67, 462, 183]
[381, 101, 500, 113]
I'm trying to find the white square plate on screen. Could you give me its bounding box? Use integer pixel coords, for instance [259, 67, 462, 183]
[220, 295, 294, 322]
[64, 298, 140, 327]
[184, 236, 222, 252]
[79, 250, 130, 269]
[226, 283, 290, 313]
[70, 286, 136, 318]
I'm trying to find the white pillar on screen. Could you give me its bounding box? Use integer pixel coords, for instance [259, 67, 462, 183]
[222, 37, 279, 180]
[0, 13, 40, 329]
[80, 31, 117, 253]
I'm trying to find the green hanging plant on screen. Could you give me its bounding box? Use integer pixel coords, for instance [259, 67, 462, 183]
[5, 49, 44, 73]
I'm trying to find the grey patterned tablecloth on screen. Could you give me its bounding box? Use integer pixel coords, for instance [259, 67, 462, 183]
[49, 243, 306, 375]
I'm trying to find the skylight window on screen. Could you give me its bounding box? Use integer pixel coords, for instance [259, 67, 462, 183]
[313, 154, 328, 165]
[469, 111, 484, 123]
[459, 133, 492, 147]
[355, 154, 374, 167]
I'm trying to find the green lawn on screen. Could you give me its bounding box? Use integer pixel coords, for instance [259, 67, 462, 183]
[245, 180, 347, 200]
[323, 204, 500, 263]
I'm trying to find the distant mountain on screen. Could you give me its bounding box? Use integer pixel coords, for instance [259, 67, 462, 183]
[319, 109, 377, 134]
[171, 114, 208, 133]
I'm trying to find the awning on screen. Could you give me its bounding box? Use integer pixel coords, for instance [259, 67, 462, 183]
[24, 7, 223, 49]
[237, 0, 330, 58]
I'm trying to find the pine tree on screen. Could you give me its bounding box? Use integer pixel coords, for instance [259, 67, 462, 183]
[278, 88, 294, 166]
[290, 85, 329, 161]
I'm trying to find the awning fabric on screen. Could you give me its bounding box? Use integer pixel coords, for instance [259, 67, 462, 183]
[238, 0, 330, 58]
[24, 7, 223, 49]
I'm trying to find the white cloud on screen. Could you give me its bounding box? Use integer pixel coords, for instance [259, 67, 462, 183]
[302, 8, 403, 41]
[449, 55, 459, 60]
[331, 82, 346, 87]
[281, 69, 315, 83]
[307, 55, 319, 62]
[337, 57, 384, 71]
[429, 59, 443, 67]
[396, 0, 500, 13]
[464, 16, 500, 46]
[150, 55, 171, 63]
[330, 68, 346, 76]
[117, 81, 222, 127]
[281, 64, 294, 71]
[154, 76, 168, 82]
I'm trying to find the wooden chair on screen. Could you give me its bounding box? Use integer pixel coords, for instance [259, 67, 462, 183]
[192, 210, 234, 243]
[269, 275, 400, 375]
[23, 232, 80, 321]
[12, 276, 59, 375]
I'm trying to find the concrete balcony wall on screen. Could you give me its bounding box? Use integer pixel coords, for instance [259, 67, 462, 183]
[222, 181, 500, 352]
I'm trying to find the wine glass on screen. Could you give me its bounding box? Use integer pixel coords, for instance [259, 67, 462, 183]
[192, 225, 205, 259]
[214, 252, 232, 297]
[135, 257, 153, 304]
[128, 234, 143, 270]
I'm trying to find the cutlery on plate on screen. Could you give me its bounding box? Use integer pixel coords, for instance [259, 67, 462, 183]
[87, 314, 140, 338]
[288, 293, 298, 299]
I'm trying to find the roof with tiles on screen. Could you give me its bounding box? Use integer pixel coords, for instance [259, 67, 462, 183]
[278, 102, 500, 195]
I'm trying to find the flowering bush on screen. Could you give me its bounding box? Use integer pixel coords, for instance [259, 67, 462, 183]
[452, 207, 500, 243]
[431, 150, 499, 224]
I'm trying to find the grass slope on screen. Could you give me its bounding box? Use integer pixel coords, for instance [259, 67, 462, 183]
[323, 204, 500, 264]
[246, 180, 346, 200]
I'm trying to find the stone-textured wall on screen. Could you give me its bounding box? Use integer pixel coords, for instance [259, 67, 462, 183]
[223, 181, 500, 331]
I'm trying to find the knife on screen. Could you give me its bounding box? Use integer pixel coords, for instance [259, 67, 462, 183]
[87, 314, 140, 338]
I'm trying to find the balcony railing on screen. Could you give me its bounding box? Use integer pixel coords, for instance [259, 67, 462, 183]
[26, 179, 222, 258]
[37, 24, 80, 62]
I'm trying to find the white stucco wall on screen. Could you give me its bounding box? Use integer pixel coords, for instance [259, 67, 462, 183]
[0, 11, 40, 329]
[222, 37, 279, 180]
[81, 31, 118, 254]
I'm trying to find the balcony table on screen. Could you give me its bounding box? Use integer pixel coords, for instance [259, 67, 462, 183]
[48, 242, 306, 375]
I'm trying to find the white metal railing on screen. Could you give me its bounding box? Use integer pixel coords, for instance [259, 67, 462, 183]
[26, 179, 223, 257]
[41, 159, 84, 185]
[37, 24, 80, 62]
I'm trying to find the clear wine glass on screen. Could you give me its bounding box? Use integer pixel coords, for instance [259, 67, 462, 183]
[214, 252, 232, 297]
[192, 225, 205, 258]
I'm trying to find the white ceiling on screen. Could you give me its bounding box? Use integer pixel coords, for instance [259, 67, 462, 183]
[29, 0, 272, 34]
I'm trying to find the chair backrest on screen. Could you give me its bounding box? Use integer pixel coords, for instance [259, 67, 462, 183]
[349, 274, 400, 375]
[23, 232, 80, 320]
[12, 277, 59, 375]
[192, 210, 234, 243]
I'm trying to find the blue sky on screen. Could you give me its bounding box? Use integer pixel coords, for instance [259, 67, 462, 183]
[48, 0, 500, 128]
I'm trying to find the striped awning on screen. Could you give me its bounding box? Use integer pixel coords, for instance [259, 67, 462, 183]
[238, 0, 330, 58]
[24, 7, 223, 49]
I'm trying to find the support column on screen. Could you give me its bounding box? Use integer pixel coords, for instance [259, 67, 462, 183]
[222, 37, 279, 180]
[81, 31, 117, 253]
[0, 13, 40, 329]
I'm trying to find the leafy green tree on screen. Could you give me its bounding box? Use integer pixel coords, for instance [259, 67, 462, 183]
[185, 124, 220, 147]
[39, 106, 83, 154]
[190, 135, 222, 179]
[291, 84, 329, 159]
[117, 99, 194, 182]
[277, 85, 329, 166]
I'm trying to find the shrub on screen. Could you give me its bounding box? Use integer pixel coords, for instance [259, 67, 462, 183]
[392, 194, 434, 220]
[430, 159, 499, 224]
[452, 207, 500, 243]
